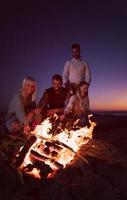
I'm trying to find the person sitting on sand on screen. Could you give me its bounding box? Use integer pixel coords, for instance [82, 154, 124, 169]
[5, 77, 42, 136]
[39, 74, 68, 117]
[61, 81, 90, 126]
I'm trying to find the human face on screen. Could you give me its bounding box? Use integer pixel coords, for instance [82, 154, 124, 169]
[72, 47, 80, 59]
[52, 79, 62, 93]
[80, 84, 88, 97]
[23, 80, 36, 96]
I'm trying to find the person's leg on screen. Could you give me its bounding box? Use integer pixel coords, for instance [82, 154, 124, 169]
[5, 117, 21, 135]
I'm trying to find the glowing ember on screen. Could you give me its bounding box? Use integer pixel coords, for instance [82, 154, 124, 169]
[27, 168, 41, 179]
[17, 114, 96, 179]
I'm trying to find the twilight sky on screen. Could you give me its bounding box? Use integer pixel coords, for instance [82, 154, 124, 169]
[0, 0, 127, 112]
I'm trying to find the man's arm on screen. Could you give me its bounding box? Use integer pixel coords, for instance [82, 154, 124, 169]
[38, 91, 48, 110]
[63, 61, 70, 86]
[47, 108, 64, 116]
[60, 95, 75, 121]
[64, 95, 75, 115]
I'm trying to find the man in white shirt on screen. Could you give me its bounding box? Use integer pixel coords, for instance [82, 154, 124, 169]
[63, 44, 91, 94]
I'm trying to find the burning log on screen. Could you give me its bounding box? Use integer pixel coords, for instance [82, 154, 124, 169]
[43, 147, 50, 155]
[54, 140, 89, 164]
[36, 137, 88, 164]
[51, 151, 58, 157]
[30, 149, 48, 162]
[33, 160, 52, 179]
[23, 161, 52, 179]
[23, 164, 34, 172]
[15, 136, 37, 168]
[30, 150, 63, 170]
[53, 160, 63, 170]
[42, 146, 58, 157]
[44, 141, 63, 151]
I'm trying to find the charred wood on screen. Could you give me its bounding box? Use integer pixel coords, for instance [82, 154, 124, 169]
[30, 150, 63, 170]
[14, 136, 37, 168]
[45, 141, 63, 151]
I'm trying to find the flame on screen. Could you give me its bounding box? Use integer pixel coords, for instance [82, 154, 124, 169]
[27, 168, 41, 179]
[18, 114, 96, 178]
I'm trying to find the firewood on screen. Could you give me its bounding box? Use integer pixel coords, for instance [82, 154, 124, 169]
[34, 160, 52, 178]
[53, 160, 63, 170]
[14, 136, 37, 168]
[43, 147, 50, 155]
[23, 164, 34, 172]
[30, 149, 49, 162]
[54, 140, 89, 164]
[44, 141, 63, 151]
[30, 150, 63, 170]
[51, 151, 58, 157]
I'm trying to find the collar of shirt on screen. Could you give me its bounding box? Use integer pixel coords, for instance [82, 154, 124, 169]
[72, 57, 82, 62]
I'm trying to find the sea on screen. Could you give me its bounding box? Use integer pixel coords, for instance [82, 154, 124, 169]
[92, 111, 127, 117]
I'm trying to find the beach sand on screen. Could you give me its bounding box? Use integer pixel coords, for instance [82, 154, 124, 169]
[0, 113, 127, 200]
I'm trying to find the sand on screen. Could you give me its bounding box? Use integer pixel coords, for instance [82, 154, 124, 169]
[0, 113, 127, 200]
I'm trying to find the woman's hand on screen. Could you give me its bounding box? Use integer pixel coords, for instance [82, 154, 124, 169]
[23, 124, 31, 135]
[34, 108, 42, 114]
[47, 108, 63, 116]
[60, 114, 65, 121]
[27, 111, 35, 122]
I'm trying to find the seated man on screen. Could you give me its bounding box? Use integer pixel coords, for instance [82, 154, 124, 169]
[39, 74, 68, 117]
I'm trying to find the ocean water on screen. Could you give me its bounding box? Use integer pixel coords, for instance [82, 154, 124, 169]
[92, 111, 127, 116]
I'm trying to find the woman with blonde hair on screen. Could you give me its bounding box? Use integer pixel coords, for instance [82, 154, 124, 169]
[5, 76, 42, 136]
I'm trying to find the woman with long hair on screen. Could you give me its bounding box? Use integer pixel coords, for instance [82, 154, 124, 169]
[5, 76, 42, 136]
[62, 81, 90, 126]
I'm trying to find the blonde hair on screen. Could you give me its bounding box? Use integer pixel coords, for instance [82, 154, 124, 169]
[22, 76, 37, 102]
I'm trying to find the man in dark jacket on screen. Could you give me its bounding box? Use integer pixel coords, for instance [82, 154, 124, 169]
[39, 74, 68, 117]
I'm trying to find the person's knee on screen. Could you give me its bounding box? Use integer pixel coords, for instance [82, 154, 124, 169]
[5, 121, 21, 133]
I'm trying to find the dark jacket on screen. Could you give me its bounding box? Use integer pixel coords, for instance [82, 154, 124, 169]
[39, 87, 68, 110]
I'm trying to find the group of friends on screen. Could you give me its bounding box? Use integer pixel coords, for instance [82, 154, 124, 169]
[5, 44, 91, 136]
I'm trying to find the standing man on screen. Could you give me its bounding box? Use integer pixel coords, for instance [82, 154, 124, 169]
[39, 74, 68, 117]
[63, 44, 91, 94]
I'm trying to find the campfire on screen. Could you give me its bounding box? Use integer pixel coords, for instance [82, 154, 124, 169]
[15, 114, 96, 179]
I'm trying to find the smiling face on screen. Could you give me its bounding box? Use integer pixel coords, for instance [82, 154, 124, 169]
[80, 84, 88, 97]
[52, 79, 62, 93]
[23, 80, 36, 96]
[72, 47, 81, 59]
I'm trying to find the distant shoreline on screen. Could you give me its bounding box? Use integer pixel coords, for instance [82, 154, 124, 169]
[1, 111, 127, 117]
[92, 111, 127, 117]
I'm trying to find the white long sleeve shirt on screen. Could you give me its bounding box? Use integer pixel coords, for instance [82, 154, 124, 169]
[63, 58, 91, 85]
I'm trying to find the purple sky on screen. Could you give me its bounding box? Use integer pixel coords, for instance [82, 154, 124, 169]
[0, 0, 127, 112]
